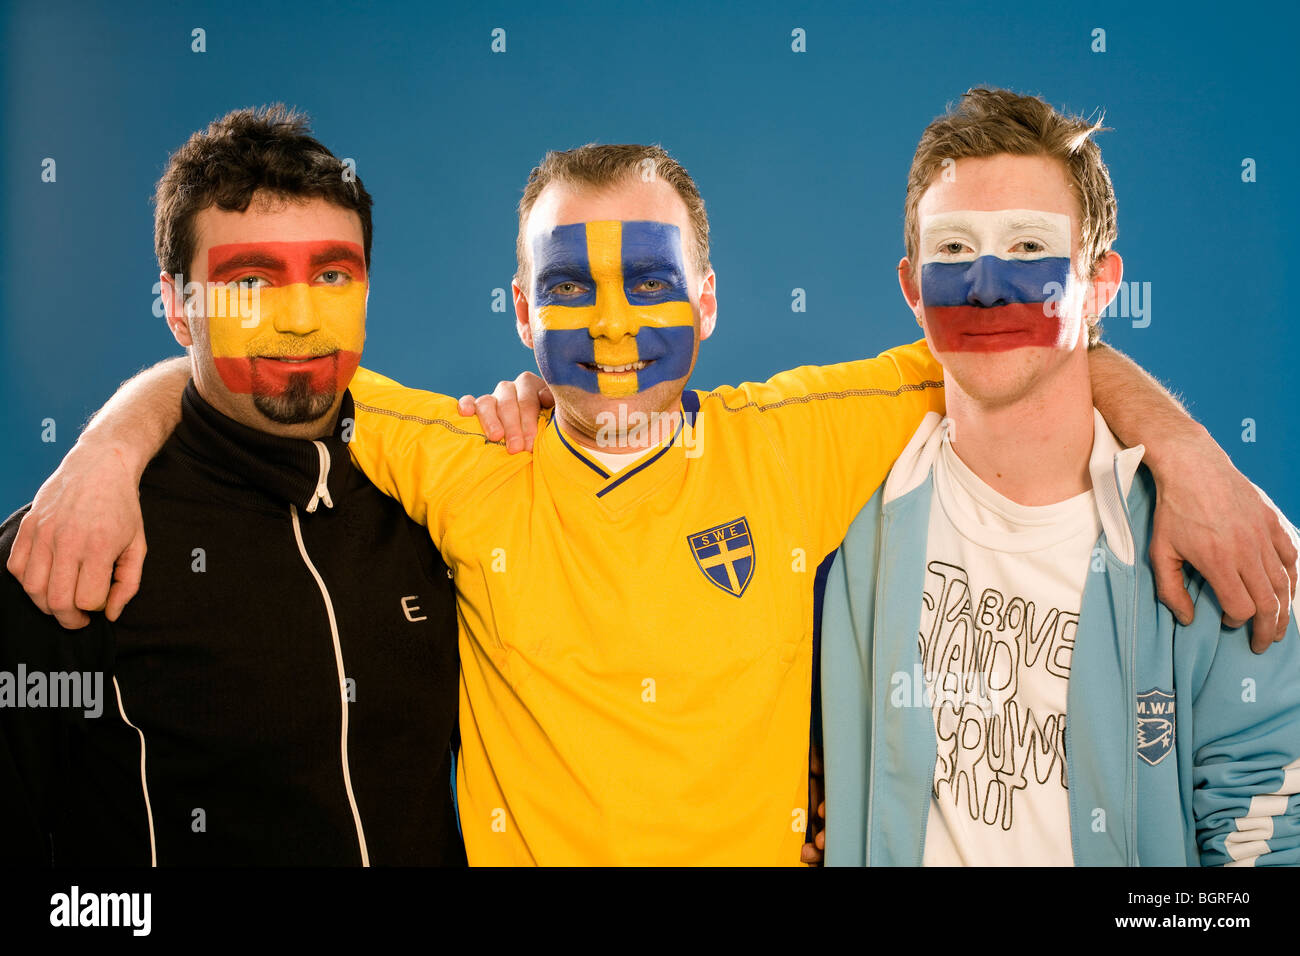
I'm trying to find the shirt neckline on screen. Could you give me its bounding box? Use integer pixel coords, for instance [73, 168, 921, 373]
[933, 414, 1112, 554]
[539, 395, 698, 509]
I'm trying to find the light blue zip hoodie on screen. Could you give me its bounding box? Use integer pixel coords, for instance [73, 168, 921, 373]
[821, 412, 1300, 866]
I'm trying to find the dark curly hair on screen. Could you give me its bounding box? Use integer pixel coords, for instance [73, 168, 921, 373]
[153, 104, 373, 278]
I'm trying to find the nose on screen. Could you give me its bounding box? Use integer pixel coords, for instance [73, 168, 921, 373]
[964, 256, 1011, 308]
[274, 283, 323, 335]
[589, 286, 641, 340]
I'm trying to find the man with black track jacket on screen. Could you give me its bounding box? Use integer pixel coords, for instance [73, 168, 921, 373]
[0, 105, 464, 865]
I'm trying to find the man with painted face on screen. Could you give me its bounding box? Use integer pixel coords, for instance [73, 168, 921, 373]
[9, 140, 1296, 866]
[0, 106, 463, 865]
[819, 89, 1300, 866]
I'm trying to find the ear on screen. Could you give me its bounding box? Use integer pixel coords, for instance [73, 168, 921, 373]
[897, 257, 923, 329]
[513, 279, 534, 348]
[1086, 251, 1124, 317]
[161, 271, 194, 347]
[697, 269, 718, 341]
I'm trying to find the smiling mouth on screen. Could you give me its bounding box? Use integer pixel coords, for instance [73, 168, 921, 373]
[582, 360, 651, 374]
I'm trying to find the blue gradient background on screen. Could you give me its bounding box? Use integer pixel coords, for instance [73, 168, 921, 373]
[2, 0, 1296, 518]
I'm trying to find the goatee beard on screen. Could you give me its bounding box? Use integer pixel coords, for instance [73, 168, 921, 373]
[252, 372, 336, 425]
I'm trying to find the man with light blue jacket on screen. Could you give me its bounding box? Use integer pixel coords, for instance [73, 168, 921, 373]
[821, 88, 1300, 867]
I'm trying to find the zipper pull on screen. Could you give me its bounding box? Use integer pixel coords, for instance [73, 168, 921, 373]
[306, 440, 334, 513]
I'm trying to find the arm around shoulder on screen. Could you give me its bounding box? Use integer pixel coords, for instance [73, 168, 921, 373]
[5, 356, 188, 629]
[347, 367, 508, 542]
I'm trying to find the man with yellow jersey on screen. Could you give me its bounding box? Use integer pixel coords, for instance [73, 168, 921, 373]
[11, 143, 1296, 865]
[325, 143, 1297, 864]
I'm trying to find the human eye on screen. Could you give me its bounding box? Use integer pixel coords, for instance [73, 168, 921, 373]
[936, 240, 972, 257]
[552, 280, 586, 296]
[635, 278, 668, 293]
[315, 268, 351, 285]
[1011, 239, 1047, 256]
[235, 274, 270, 289]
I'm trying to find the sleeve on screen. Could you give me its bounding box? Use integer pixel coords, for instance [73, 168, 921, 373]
[1188, 581, 1300, 867]
[347, 367, 508, 547]
[706, 338, 944, 559]
[0, 509, 81, 864]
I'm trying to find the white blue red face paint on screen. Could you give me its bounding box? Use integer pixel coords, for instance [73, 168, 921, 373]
[918, 209, 1075, 352]
[531, 220, 695, 397]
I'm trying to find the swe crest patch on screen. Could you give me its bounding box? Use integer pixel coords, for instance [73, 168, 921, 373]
[688, 517, 755, 597]
[1136, 687, 1176, 766]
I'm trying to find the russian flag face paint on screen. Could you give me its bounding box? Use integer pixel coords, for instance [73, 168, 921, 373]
[918, 209, 1077, 353]
[531, 220, 696, 397]
[203, 240, 367, 397]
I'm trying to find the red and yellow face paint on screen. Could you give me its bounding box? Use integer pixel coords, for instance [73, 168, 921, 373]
[202, 239, 366, 397]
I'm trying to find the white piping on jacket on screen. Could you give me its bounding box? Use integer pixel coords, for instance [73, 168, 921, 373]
[114, 676, 157, 866]
[290, 501, 370, 866]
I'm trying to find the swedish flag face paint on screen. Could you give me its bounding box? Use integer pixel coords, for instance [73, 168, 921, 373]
[531, 220, 696, 398]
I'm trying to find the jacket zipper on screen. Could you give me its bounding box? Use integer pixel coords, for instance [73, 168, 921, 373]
[289, 500, 370, 866]
[1113, 454, 1140, 867]
[306, 440, 334, 514]
[866, 518, 883, 865]
[1125, 551, 1139, 863]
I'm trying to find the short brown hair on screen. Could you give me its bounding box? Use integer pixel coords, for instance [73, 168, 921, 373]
[514, 143, 710, 288]
[904, 88, 1117, 346]
[154, 104, 373, 278]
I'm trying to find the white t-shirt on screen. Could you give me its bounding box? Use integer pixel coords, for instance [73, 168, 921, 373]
[919, 413, 1119, 866]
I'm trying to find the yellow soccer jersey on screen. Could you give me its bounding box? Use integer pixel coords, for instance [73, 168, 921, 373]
[348, 340, 944, 865]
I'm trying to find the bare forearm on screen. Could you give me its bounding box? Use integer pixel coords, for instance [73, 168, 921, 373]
[1087, 342, 1298, 650]
[79, 355, 190, 478]
[1089, 343, 1212, 469]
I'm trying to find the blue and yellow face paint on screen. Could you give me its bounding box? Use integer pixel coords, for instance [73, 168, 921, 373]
[531, 220, 696, 398]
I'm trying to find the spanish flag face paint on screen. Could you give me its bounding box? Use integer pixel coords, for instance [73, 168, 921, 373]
[203, 239, 367, 402]
[531, 220, 696, 398]
[918, 209, 1076, 353]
